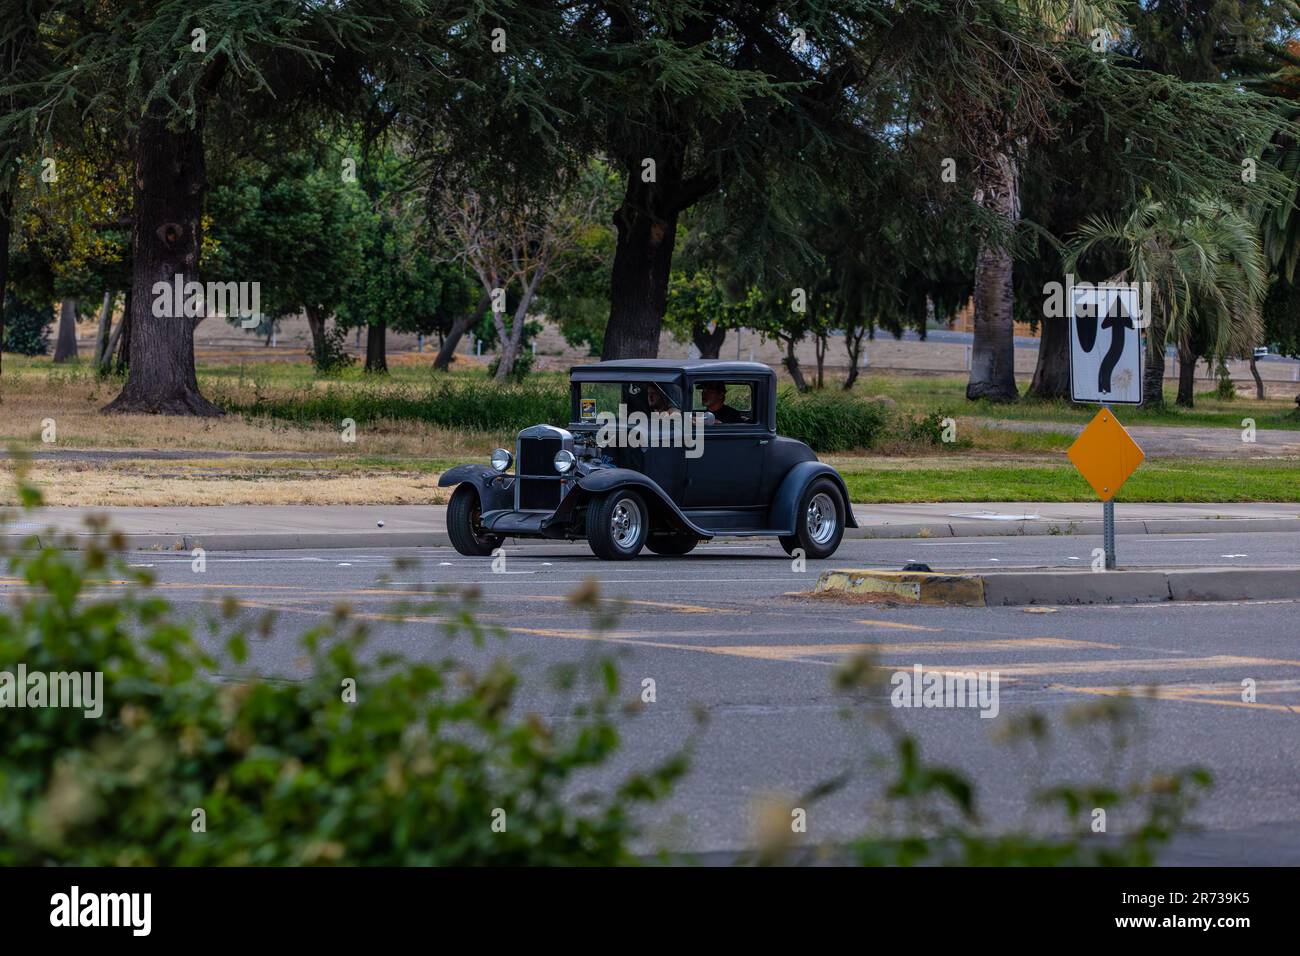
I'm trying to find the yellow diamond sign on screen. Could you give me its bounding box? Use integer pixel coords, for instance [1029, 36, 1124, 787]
[1068, 408, 1145, 502]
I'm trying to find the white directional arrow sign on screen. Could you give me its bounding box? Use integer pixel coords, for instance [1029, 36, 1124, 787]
[1069, 285, 1143, 405]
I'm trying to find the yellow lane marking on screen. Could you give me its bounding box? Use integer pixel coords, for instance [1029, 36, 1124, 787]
[855, 619, 942, 632]
[699, 637, 1122, 662]
[45, 594, 1300, 718]
[929, 655, 1300, 678]
[1057, 683, 1300, 715]
[529, 595, 731, 615]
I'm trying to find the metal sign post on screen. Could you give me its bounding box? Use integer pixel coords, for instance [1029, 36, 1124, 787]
[1067, 284, 1147, 571]
[1101, 403, 1116, 570]
[1102, 501, 1116, 569]
[1067, 405, 1144, 573]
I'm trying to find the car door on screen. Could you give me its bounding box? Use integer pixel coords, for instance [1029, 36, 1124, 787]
[682, 378, 767, 517]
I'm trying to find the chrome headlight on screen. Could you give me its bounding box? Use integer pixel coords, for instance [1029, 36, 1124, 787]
[490, 448, 513, 473]
[553, 449, 576, 474]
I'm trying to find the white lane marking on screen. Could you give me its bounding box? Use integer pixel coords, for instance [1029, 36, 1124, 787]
[1220, 554, 1248, 558]
[915, 541, 1017, 547]
[402, 577, 805, 586]
[948, 512, 1042, 521]
[337, 563, 352, 567]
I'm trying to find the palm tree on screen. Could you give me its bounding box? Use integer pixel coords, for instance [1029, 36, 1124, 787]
[963, 1, 1122, 402]
[1066, 198, 1266, 407]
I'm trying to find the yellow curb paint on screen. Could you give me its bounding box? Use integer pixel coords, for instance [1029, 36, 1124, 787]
[815, 569, 985, 606]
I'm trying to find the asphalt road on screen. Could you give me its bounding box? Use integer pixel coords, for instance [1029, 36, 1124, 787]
[37, 531, 1300, 863]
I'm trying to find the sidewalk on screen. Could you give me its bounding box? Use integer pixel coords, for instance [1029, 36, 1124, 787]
[4, 502, 1297, 551]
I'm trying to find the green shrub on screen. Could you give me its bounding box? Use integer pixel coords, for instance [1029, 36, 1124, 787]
[228, 376, 904, 452]
[774, 387, 889, 451]
[2, 292, 53, 356]
[1215, 368, 1237, 401]
[0, 486, 684, 865]
[309, 323, 355, 374]
[900, 410, 947, 446]
[229, 378, 569, 434]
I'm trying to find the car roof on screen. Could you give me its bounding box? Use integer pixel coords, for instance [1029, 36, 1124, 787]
[571, 359, 774, 378]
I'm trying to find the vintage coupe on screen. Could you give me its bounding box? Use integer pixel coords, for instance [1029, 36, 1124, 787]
[438, 360, 856, 560]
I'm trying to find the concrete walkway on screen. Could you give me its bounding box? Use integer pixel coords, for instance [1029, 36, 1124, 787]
[978, 419, 1300, 458]
[4, 501, 1297, 551]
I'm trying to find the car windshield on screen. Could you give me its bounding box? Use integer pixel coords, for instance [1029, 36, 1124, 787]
[576, 381, 682, 422]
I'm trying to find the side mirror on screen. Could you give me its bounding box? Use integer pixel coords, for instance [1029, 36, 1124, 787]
[701, 411, 716, 426]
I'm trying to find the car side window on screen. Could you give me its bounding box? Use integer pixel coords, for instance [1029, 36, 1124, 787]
[692, 380, 755, 425]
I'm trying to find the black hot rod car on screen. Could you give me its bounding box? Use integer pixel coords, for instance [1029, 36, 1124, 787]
[438, 360, 856, 560]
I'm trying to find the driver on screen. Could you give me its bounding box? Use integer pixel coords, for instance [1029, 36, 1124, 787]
[699, 381, 744, 423]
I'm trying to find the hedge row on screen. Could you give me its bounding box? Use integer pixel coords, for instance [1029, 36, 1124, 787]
[227, 378, 891, 452]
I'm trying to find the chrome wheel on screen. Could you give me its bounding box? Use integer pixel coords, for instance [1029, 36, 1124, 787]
[610, 498, 642, 550]
[806, 492, 837, 546]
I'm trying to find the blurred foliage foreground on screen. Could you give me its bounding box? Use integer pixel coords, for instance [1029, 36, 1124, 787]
[0, 478, 1209, 866]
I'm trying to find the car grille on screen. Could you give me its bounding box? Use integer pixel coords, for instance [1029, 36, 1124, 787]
[519, 437, 561, 476]
[516, 436, 563, 511]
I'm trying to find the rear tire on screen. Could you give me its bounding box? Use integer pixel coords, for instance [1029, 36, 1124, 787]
[779, 478, 845, 560]
[586, 490, 648, 560]
[646, 533, 698, 556]
[447, 485, 503, 557]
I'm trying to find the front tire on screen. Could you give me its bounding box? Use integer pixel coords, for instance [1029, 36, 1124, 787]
[779, 478, 846, 560]
[646, 533, 699, 556]
[447, 485, 503, 556]
[586, 490, 649, 560]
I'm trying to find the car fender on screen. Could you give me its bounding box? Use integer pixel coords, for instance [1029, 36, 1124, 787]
[437, 464, 514, 512]
[564, 468, 713, 538]
[769, 461, 858, 532]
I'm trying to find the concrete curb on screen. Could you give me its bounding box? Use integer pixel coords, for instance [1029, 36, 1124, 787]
[844, 517, 1300, 539]
[10, 531, 449, 553]
[814, 566, 1300, 606]
[3, 518, 1298, 553]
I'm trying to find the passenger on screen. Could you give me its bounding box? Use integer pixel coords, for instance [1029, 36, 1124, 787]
[646, 384, 673, 413]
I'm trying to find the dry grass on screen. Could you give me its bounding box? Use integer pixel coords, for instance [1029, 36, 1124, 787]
[0, 367, 505, 457]
[1, 461, 454, 506]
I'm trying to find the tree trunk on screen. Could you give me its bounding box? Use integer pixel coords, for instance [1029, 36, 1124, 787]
[843, 325, 867, 390]
[783, 338, 808, 392]
[602, 153, 684, 360]
[691, 321, 726, 359]
[434, 292, 489, 372]
[112, 290, 133, 375]
[495, 269, 544, 382]
[92, 291, 115, 367]
[53, 297, 79, 363]
[365, 320, 388, 373]
[1176, 342, 1197, 408]
[1028, 315, 1071, 400]
[1250, 356, 1264, 400]
[103, 294, 128, 375]
[0, 189, 11, 376]
[305, 305, 327, 365]
[103, 111, 221, 415]
[814, 334, 827, 389]
[966, 149, 1020, 402]
[1142, 321, 1166, 407]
